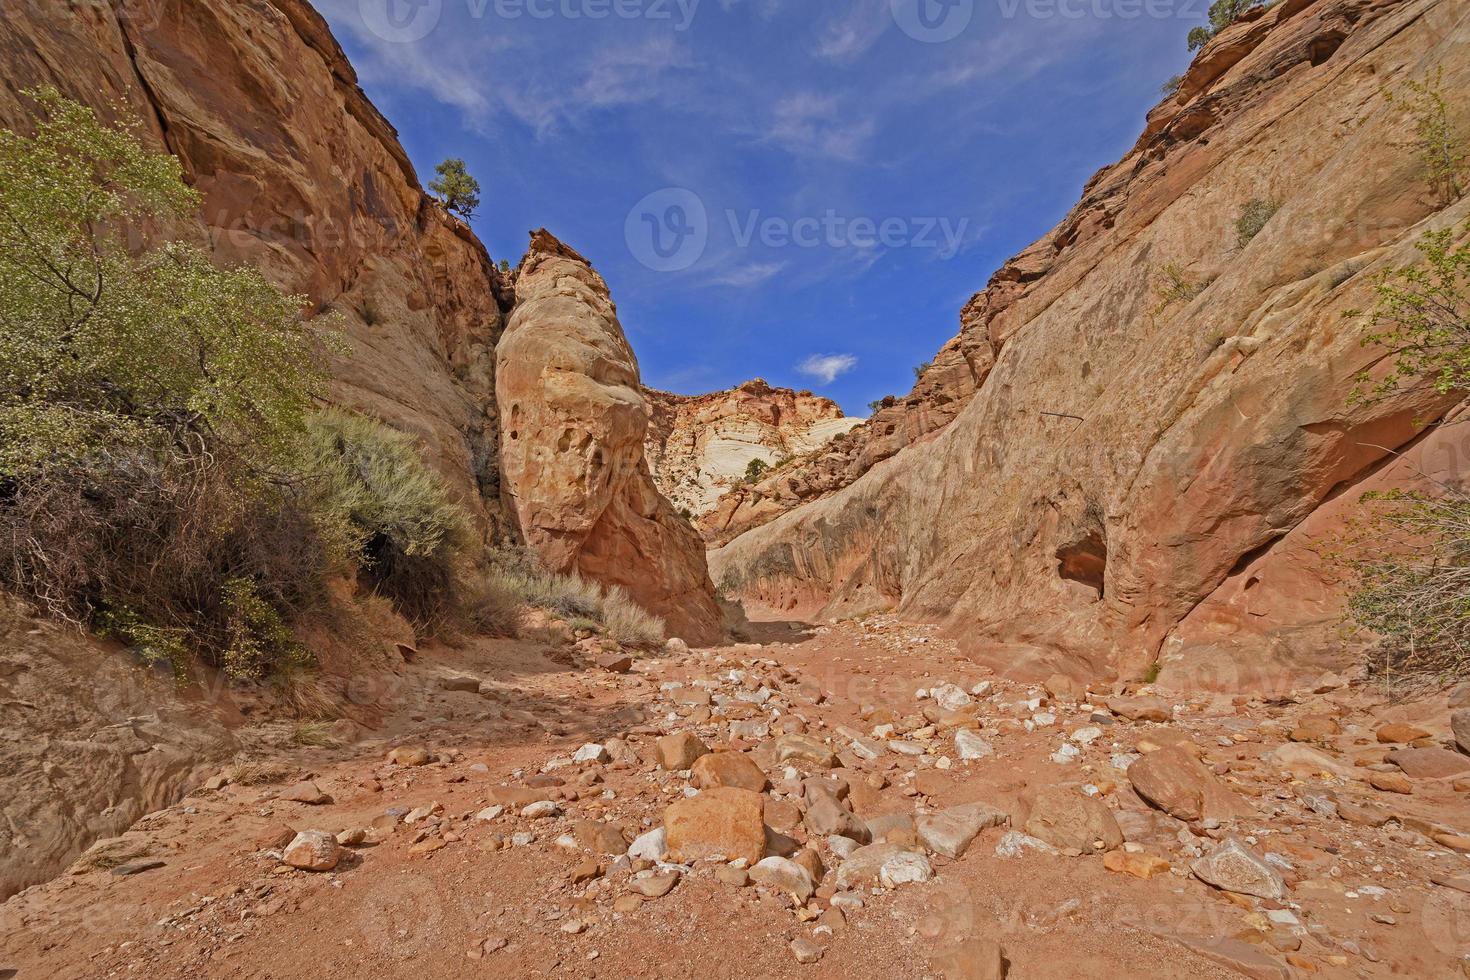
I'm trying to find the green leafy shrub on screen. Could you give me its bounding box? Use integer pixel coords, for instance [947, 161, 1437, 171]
[1382, 66, 1466, 207]
[1187, 0, 1261, 51]
[1234, 198, 1280, 249]
[913, 361, 933, 382]
[744, 457, 770, 483]
[1160, 75, 1184, 99]
[0, 90, 343, 681]
[1340, 222, 1470, 686]
[1150, 263, 1203, 317]
[1347, 221, 1470, 404]
[303, 409, 472, 629]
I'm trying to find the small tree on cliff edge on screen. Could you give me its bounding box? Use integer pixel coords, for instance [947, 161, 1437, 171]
[429, 158, 481, 220]
[1187, 0, 1262, 51]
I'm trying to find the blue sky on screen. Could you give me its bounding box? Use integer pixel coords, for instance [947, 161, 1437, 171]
[319, 0, 1203, 414]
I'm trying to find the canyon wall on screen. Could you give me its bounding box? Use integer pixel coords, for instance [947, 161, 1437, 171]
[701, 336, 980, 546]
[499, 233, 724, 644]
[0, 0, 514, 536]
[644, 380, 862, 521]
[712, 0, 1470, 690]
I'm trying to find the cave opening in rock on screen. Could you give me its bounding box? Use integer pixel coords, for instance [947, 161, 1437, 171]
[1055, 531, 1107, 599]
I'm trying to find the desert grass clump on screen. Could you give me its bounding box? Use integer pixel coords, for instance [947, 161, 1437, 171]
[228, 757, 298, 786]
[603, 586, 666, 649]
[1234, 198, 1280, 249]
[456, 567, 524, 637]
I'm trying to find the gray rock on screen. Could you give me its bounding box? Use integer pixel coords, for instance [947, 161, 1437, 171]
[916, 802, 1009, 859]
[1191, 838, 1287, 900]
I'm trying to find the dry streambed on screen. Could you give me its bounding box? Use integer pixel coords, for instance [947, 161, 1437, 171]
[3, 618, 1470, 978]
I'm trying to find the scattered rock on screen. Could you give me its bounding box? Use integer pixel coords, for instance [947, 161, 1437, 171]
[750, 856, 815, 902]
[628, 827, 668, 862]
[283, 831, 341, 872]
[773, 733, 837, 768]
[386, 746, 431, 767]
[110, 860, 165, 877]
[280, 781, 332, 806]
[1387, 747, 1470, 778]
[520, 800, 561, 819]
[1452, 709, 1470, 755]
[631, 873, 679, 898]
[1127, 745, 1244, 823]
[836, 842, 932, 889]
[1191, 838, 1287, 900]
[790, 938, 823, 965]
[916, 802, 1009, 859]
[574, 743, 610, 764]
[595, 652, 634, 674]
[1368, 771, 1413, 795]
[955, 729, 995, 761]
[1023, 787, 1122, 854]
[1376, 723, 1431, 744]
[656, 732, 709, 771]
[691, 752, 768, 792]
[438, 672, 482, 693]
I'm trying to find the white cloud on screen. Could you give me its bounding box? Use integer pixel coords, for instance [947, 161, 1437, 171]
[797, 353, 858, 384]
[707, 262, 786, 287]
[763, 93, 874, 161]
[813, 0, 891, 62]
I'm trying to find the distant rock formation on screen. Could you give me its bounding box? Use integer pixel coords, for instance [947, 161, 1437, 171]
[712, 0, 1470, 689]
[643, 380, 861, 523]
[498, 232, 724, 644]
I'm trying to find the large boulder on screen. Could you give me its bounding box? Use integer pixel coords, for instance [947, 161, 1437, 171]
[1127, 745, 1251, 823]
[497, 231, 722, 644]
[663, 787, 766, 865]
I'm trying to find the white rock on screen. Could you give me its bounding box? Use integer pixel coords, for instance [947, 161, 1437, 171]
[574, 743, 610, 764]
[475, 805, 505, 822]
[879, 851, 933, 888]
[1050, 743, 1081, 764]
[995, 831, 1058, 859]
[970, 681, 993, 697]
[930, 683, 973, 712]
[520, 800, 561, 819]
[628, 827, 668, 862]
[955, 729, 995, 761]
[1070, 726, 1104, 745]
[1032, 712, 1056, 727]
[828, 835, 860, 860]
[665, 638, 690, 654]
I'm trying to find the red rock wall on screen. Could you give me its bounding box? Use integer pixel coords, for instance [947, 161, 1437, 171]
[712, 0, 1470, 688]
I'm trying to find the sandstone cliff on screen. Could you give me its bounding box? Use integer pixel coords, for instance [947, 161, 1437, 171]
[701, 335, 979, 546]
[498, 232, 724, 644]
[712, 0, 1470, 689]
[0, 0, 513, 536]
[643, 380, 861, 521]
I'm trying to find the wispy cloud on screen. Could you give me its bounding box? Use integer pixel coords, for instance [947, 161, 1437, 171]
[813, 0, 891, 62]
[707, 262, 786, 287]
[763, 93, 874, 161]
[797, 353, 858, 384]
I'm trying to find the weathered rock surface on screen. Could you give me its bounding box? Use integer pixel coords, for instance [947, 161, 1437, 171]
[1023, 787, 1122, 854]
[1191, 838, 1287, 900]
[662, 787, 765, 865]
[711, 0, 1470, 685]
[1127, 745, 1251, 823]
[497, 231, 723, 644]
[643, 380, 861, 521]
